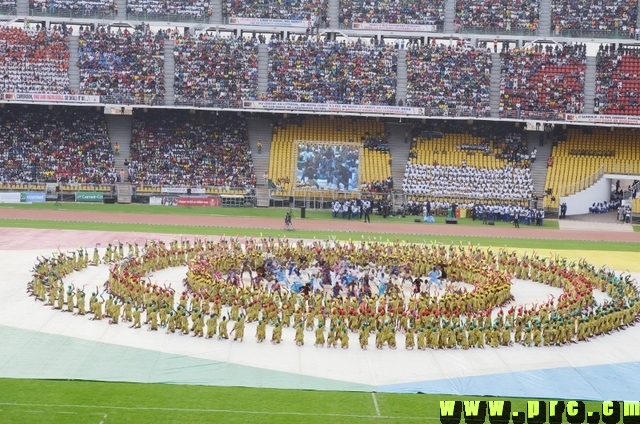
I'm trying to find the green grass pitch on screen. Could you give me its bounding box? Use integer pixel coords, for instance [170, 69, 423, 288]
[0, 379, 607, 423]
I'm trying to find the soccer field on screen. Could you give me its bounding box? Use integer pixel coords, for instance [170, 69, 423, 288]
[0, 379, 607, 423]
[0, 203, 639, 420]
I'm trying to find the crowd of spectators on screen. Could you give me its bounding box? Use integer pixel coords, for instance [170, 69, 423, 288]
[0, 0, 15, 11]
[595, 45, 640, 115]
[77, 26, 164, 105]
[454, 0, 539, 33]
[499, 43, 586, 119]
[0, 106, 116, 184]
[0, 26, 70, 94]
[360, 177, 393, 193]
[173, 33, 258, 106]
[363, 133, 389, 151]
[406, 41, 492, 117]
[126, 0, 210, 21]
[339, 0, 444, 28]
[224, 0, 327, 24]
[128, 111, 255, 188]
[402, 163, 534, 202]
[268, 36, 397, 105]
[30, 0, 114, 16]
[551, 0, 637, 37]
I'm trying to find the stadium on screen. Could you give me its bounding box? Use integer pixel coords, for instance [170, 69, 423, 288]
[1, 0, 640, 421]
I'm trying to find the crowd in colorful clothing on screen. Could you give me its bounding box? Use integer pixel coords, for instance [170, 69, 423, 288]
[78, 26, 165, 105]
[127, 111, 255, 188]
[0, 106, 116, 184]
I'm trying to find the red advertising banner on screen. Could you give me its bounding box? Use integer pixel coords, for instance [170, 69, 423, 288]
[176, 196, 221, 207]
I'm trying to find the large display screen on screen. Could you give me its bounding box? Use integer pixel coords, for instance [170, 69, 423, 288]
[295, 143, 359, 191]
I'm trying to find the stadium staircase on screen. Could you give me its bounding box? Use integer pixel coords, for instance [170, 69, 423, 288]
[16, 0, 27, 16]
[209, 0, 222, 24]
[526, 130, 553, 198]
[247, 118, 273, 207]
[584, 55, 597, 113]
[257, 44, 269, 99]
[387, 122, 412, 203]
[106, 115, 133, 183]
[443, 0, 455, 33]
[116, 182, 132, 204]
[163, 42, 175, 106]
[489, 52, 501, 118]
[114, 0, 126, 18]
[538, 0, 551, 36]
[327, 0, 339, 29]
[68, 36, 80, 94]
[396, 49, 407, 106]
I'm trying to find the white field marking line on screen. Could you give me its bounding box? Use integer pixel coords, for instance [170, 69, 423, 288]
[57, 412, 78, 414]
[372, 392, 381, 417]
[0, 402, 434, 420]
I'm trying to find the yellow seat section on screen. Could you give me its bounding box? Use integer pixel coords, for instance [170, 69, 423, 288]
[268, 117, 390, 198]
[543, 128, 640, 209]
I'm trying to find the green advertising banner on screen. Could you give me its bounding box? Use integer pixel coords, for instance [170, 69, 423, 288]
[75, 192, 104, 202]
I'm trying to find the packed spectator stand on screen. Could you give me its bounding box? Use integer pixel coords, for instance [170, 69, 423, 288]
[126, 0, 210, 21]
[499, 42, 586, 120]
[0, 0, 15, 12]
[551, 0, 638, 38]
[128, 111, 256, 190]
[0, 106, 116, 184]
[30, 0, 114, 17]
[403, 122, 534, 205]
[223, 0, 327, 24]
[339, 0, 444, 29]
[454, 0, 540, 34]
[595, 45, 640, 115]
[0, 26, 70, 95]
[267, 36, 397, 105]
[173, 33, 258, 107]
[77, 26, 165, 105]
[405, 40, 492, 117]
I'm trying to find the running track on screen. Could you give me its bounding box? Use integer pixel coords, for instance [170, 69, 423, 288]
[1, 208, 639, 243]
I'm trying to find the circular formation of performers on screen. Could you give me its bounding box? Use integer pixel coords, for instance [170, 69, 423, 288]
[28, 237, 640, 350]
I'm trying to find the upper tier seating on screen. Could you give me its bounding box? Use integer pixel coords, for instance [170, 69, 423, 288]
[595, 46, 640, 115]
[173, 34, 259, 106]
[406, 41, 492, 117]
[0, 27, 70, 94]
[499, 43, 586, 120]
[339, 0, 444, 29]
[267, 37, 397, 106]
[454, 0, 540, 34]
[78, 27, 164, 105]
[551, 0, 637, 38]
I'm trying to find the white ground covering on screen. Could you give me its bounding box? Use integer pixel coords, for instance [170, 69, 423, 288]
[2, 244, 640, 391]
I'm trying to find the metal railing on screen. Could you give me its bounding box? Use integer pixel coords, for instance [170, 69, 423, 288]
[29, 7, 114, 18]
[500, 110, 568, 121]
[173, 99, 244, 109]
[421, 106, 492, 118]
[457, 25, 538, 36]
[557, 165, 605, 197]
[100, 94, 164, 106]
[0, 182, 114, 191]
[553, 28, 637, 40]
[604, 162, 640, 176]
[126, 11, 209, 23]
